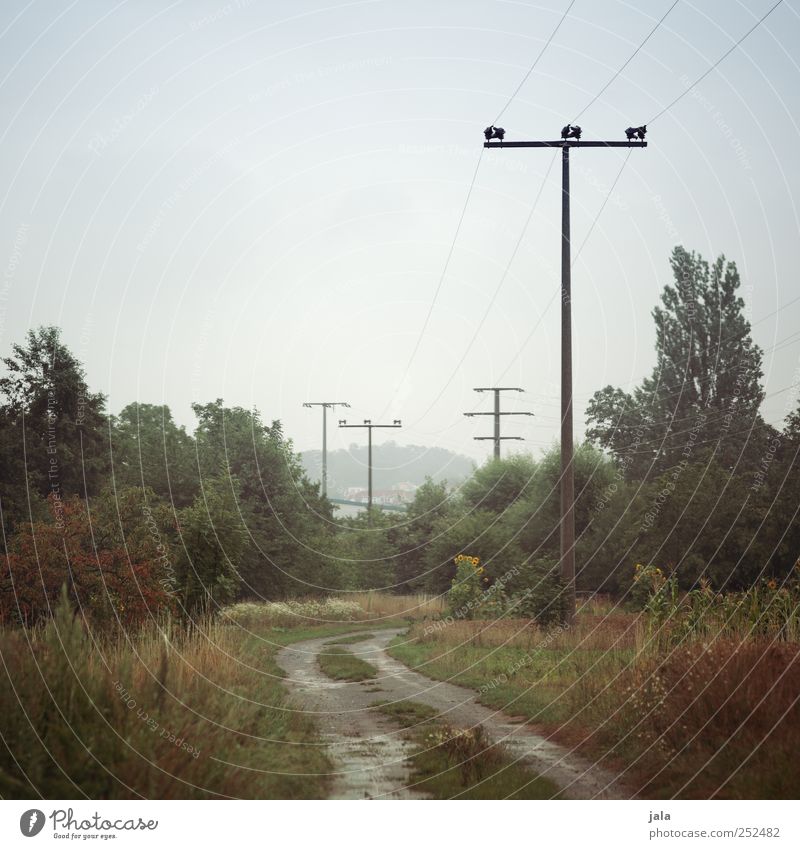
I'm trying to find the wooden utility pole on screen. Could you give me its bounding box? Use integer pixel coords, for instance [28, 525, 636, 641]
[484, 124, 648, 621]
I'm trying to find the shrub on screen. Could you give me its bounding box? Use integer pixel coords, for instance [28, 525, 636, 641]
[447, 555, 489, 619]
[1, 491, 175, 628]
[506, 558, 569, 625]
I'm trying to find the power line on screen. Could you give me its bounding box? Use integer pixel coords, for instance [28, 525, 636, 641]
[492, 150, 634, 387]
[337, 418, 402, 518]
[395, 0, 576, 388]
[494, 0, 577, 125]
[609, 380, 797, 457]
[495, 146, 797, 392]
[302, 401, 349, 498]
[464, 386, 534, 459]
[398, 149, 484, 378]
[569, 296, 800, 401]
[411, 4, 678, 424]
[572, 0, 681, 122]
[648, 0, 784, 124]
[493, 1, 785, 387]
[581, 323, 800, 425]
[408, 152, 559, 426]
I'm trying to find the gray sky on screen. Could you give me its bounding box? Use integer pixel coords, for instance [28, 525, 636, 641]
[1, 0, 799, 472]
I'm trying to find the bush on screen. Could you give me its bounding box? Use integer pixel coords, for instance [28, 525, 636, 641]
[506, 558, 569, 625]
[1, 491, 175, 628]
[447, 555, 490, 619]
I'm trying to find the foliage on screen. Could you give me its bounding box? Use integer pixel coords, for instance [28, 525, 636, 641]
[111, 403, 198, 507]
[190, 400, 335, 598]
[636, 561, 800, 647]
[506, 558, 570, 625]
[0, 326, 108, 530]
[0, 594, 365, 799]
[329, 508, 398, 590]
[390, 478, 461, 592]
[410, 721, 557, 799]
[174, 478, 247, 613]
[447, 554, 491, 619]
[586, 247, 768, 477]
[391, 601, 800, 798]
[627, 639, 800, 797]
[461, 453, 537, 514]
[224, 597, 364, 628]
[1, 489, 175, 628]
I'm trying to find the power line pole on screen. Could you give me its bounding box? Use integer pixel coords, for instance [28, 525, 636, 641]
[303, 401, 350, 498]
[337, 418, 402, 518]
[464, 387, 533, 459]
[484, 123, 648, 622]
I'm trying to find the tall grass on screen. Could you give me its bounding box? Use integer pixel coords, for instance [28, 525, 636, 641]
[0, 590, 443, 798]
[0, 594, 401, 799]
[348, 591, 445, 620]
[389, 582, 800, 798]
[223, 592, 443, 630]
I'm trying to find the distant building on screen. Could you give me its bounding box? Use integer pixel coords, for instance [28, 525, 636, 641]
[342, 483, 418, 505]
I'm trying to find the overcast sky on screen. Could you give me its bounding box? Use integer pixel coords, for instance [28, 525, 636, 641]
[1, 0, 798, 473]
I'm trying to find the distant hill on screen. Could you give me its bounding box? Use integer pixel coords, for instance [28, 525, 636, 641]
[299, 441, 475, 496]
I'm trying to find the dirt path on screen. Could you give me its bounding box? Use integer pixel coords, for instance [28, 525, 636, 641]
[277, 628, 631, 799]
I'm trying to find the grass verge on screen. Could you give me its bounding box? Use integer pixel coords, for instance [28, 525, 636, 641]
[371, 698, 438, 727]
[317, 645, 378, 681]
[409, 723, 558, 799]
[373, 699, 557, 799]
[324, 632, 376, 646]
[387, 618, 800, 799]
[0, 601, 387, 799]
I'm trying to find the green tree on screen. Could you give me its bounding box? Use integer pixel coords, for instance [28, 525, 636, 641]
[111, 403, 197, 507]
[330, 509, 398, 590]
[191, 400, 334, 598]
[0, 327, 108, 528]
[586, 248, 767, 478]
[497, 444, 617, 579]
[389, 478, 461, 591]
[175, 478, 248, 613]
[461, 454, 538, 514]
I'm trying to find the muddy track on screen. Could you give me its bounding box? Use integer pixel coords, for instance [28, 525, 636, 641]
[277, 628, 632, 800]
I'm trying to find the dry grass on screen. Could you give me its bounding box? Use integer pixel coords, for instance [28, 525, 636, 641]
[0, 595, 387, 799]
[348, 591, 445, 620]
[223, 592, 443, 630]
[389, 610, 800, 798]
[627, 639, 800, 797]
[415, 610, 641, 653]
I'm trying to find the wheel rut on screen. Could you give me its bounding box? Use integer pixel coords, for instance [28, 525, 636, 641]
[277, 628, 632, 800]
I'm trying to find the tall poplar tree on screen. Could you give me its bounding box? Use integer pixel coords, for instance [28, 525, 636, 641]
[586, 247, 768, 478]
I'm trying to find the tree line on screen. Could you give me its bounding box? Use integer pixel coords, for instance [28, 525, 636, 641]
[1, 245, 798, 625]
